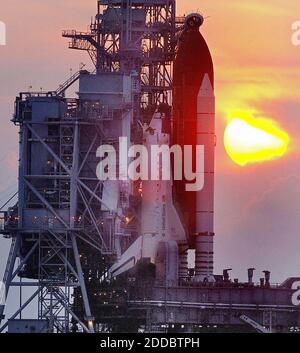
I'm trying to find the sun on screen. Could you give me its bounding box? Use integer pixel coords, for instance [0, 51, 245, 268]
[224, 112, 290, 166]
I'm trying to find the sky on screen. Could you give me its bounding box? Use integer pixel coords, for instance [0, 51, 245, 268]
[0, 0, 299, 305]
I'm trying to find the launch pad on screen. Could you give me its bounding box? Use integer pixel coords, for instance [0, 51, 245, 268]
[0, 0, 299, 334]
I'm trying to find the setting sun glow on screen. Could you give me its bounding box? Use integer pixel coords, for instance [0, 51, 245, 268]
[224, 113, 290, 166]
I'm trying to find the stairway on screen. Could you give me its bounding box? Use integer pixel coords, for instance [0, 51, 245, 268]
[56, 66, 88, 97]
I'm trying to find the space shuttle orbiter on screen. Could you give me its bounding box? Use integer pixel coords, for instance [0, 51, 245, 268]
[109, 13, 216, 284]
[108, 109, 188, 281]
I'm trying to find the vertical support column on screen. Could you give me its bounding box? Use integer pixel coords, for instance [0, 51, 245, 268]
[18, 124, 28, 228]
[71, 233, 94, 333]
[70, 122, 79, 229]
[178, 242, 188, 280]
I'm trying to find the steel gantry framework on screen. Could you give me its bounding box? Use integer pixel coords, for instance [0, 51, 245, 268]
[0, 0, 179, 333]
[63, 0, 177, 113]
[0, 91, 115, 333]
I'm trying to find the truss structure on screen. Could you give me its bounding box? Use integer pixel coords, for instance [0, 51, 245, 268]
[0, 94, 116, 332]
[63, 0, 177, 112]
[0, 0, 180, 333]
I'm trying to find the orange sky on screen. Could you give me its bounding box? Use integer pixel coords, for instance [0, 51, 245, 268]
[0, 0, 300, 282]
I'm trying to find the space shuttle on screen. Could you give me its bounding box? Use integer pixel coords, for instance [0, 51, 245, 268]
[108, 110, 188, 282]
[108, 13, 215, 283]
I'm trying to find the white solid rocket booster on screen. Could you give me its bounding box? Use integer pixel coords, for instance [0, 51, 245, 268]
[194, 73, 215, 282]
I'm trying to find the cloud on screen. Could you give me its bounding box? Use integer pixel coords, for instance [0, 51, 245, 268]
[215, 173, 300, 281]
[216, 66, 300, 117]
[230, 2, 291, 16]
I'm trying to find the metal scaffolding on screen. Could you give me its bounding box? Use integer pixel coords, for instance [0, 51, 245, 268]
[0, 0, 178, 333]
[63, 0, 177, 114]
[0, 96, 114, 332]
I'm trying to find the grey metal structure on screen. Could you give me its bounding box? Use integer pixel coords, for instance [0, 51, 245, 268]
[62, 0, 176, 113]
[0, 0, 178, 333]
[0, 90, 107, 333]
[127, 281, 300, 333]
